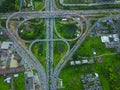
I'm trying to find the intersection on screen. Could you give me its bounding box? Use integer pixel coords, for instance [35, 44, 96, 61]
[3, 0, 120, 90]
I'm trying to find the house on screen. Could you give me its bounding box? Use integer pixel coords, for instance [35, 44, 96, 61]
[14, 74, 19, 78]
[95, 73, 99, 77]
[62, 18, 67, 21]
[101, 34, 119, 43]
[1, 51, 7, 56]
[81, 73, 102, 90]
[97, 57, 103, 63]
[0, 42, 13, 50]
[75, 61, 81, 65]
[93, 51, 96, 55]
[4, 77, 11, 83]
[101, 34, 120, 52]
[75, 18, 80, 20]
[70, 61, 75, 66]
[101, 36, 110, 43]
[82, 60, 88, 64]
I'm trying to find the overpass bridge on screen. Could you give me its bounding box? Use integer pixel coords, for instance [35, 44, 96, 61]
[1, 9, 120, 19]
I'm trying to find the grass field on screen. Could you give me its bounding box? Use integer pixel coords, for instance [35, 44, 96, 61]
[34, 1, 44, 11]
[73, 36, 114, 58]
[59, 36, 120, 90]
[0, 76, 10, 90]
[14, 72, 25, 90]
[19, 20, 45, 40]
[54, 41, 68, 68]
[32, 42, 46, 69]
[56, 19, 79, 39]
[27, 0, 44, 11]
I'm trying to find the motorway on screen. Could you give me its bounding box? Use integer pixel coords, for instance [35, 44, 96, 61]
[52, 17, 109, 89]
[45, 0, 54, 89]
[1, 9, 120, 19]
[3, 1, 120, 90]
[52, 14, 90, 89]
[6, 11, 48, 90]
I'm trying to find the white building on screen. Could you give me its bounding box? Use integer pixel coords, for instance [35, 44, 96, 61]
[70, 61, 75, 65]
[93, 51, 96, 55]
[4, 77, 11, 83]
[113, 34, 119, 42]
[62, 18, 67, 21]
[75, 61, 81, 65]
[95, 73, 99, 77]
[101, 34, 119, 43]
[82, 60, 88, 64]
[14, 74, 19, 78]
[101, 36, 110, 43]
[0, 42, 13, 49]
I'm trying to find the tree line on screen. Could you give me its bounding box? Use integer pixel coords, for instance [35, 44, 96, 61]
[0, 0, 19, 13]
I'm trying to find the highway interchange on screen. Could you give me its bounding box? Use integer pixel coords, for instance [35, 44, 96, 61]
[0, 0, 120, 90]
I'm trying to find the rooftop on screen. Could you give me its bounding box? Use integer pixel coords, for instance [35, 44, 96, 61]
[0, 42, 13, 50]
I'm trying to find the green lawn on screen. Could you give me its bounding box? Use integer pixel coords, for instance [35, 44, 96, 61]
[14, 72, 25, 90]
[54, 41, 68, 68]
[56, 20, 79, 39]
[26, 0, 44, 11]
[0, 19, 6, 27]
[19, 20, 45, 40]
[0, 76, 10, 90]
[32, 42, 46, 69]
[59, 36, 120, 90]
[68, 40, 77, 49]
[73, 36, 114, 58]
[34, 1, 44, 11]
[25, 42, 31, 49]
